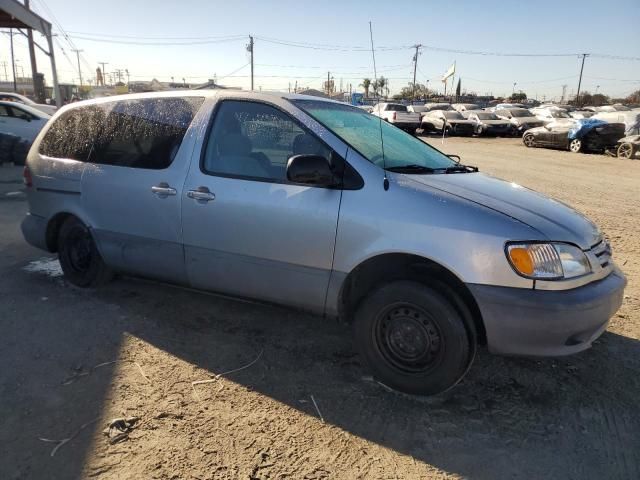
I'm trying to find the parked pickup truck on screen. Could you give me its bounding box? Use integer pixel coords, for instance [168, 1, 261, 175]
[371, 102, 421, 134]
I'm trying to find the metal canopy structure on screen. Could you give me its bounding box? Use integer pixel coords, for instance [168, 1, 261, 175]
[0, 0, 61, 106]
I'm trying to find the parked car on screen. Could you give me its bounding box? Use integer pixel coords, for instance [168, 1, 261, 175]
[420, 110, 475, 136]
[487, 103, 527, 112]
[371, 102, 421, 134]
[494, 108, 544, 135]
[569, 110, 596, 119]
[592, 110, 640, 135]
[585, 105, 630, 113]
[423, 102, 454, 112]
[530, 107, 574, 126]
[357, 105, 373, 113]
[522, 119, 625, 153]
[451, 103, 481, 113]
[407, 105, 428, 114]
[0, 92, 57, 116]
[22, 91, 626, 395]
[0, 101, 51, 164]
[464, 111, 512, 136]
[616, 134, 639, 159]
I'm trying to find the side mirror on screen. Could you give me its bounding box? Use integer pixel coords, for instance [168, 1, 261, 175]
[286, 154, 336, 187]
[447, 154, 461, 163]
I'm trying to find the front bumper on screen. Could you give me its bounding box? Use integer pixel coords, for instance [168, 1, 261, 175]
[468, 269, 626, 356]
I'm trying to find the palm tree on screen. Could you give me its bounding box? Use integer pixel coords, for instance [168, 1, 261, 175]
[377, 76, 388, 98]
[360, 78, 371, 98]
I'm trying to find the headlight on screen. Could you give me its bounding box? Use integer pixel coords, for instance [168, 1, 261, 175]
[506, 242, 591, 280]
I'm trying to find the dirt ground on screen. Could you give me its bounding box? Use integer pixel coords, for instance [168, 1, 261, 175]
[0, 137, 638, 480]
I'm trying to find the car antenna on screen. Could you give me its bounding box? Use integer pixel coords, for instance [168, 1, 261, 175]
[369, 21, 389, 191]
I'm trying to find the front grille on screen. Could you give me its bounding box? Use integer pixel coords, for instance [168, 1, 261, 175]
[591, 240, 612, 268]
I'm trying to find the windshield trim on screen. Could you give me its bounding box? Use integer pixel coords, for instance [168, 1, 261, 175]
[291, 99, 457, 172]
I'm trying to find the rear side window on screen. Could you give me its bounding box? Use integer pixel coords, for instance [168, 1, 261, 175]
[91, 97, 204, 169]
[39, 97, 203, 168]
[39, 105, 105, 160]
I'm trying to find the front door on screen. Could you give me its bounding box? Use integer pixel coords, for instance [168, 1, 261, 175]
[81, 96, 204, 283]
[182, 99, 342, 313]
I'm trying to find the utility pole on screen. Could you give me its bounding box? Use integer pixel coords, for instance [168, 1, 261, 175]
[24, 0, 42, 101]
[412, 44, 421, 101]
[9, 28, 17, 92]
[98, 62, 108, 86]
[0, 61, 7, 82]
[576, 53, 588, 106]
[561, 84, 568, 103]
[72, 49, 83, 86]
[327, 71, 330, 95]
[247, 36, 254, 91]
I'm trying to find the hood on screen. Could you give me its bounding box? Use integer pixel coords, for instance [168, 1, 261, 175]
[445, 119, 474, 125]
[482, 119, 510, 126]
[406, 173, 601, 249]
[512, 116, 541, 125]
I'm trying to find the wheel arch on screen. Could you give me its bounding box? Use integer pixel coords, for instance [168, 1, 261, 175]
[45, 211, 93, 252]
[337, 253, 486, 344]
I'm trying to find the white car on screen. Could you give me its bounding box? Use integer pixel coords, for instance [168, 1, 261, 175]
[530, 107, 574, 126]
[592, 110, 640, 135]
[0, 101, 51, 164]
[0, 92, 57, 116]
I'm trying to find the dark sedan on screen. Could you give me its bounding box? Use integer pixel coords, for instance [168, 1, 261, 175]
[523, 120, 625, 153]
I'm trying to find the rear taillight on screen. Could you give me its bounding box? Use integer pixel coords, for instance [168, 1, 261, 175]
[23, 166, 33, 188]
[392, 112, 397, 120]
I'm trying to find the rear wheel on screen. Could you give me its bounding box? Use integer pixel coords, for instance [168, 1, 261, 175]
[617, 142, 636, 159]
[57, 217, 113, 287]
[523, 133, 536, 148]
[353, 281, 475, 395]
[569, 138, 582, 153]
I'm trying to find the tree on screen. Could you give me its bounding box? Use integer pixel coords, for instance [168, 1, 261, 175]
[372, 76, 388, 98]
[574, 91, 610, 106]
[360, 78, 371, 98]
[394, 82, 432, 100]
[510, 92, 527, 102]
[626, 89, 640, 104]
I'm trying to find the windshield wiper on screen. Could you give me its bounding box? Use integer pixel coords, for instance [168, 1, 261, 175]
[435, 164, 479, 174]
[385, 164, 435, 174]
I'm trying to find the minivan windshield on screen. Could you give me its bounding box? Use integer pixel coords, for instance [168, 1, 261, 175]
[293, 100, 456, 172]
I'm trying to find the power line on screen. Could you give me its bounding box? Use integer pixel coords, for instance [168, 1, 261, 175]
[66, 30, 246, 41]
[68, 35, 247, 46]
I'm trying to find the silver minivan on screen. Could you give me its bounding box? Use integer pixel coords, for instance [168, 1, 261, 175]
[21, 91, 626, 395]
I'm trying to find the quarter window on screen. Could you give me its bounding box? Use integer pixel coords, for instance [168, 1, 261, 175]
[202, 100, 330, 182]
[39, 105, 106, 160]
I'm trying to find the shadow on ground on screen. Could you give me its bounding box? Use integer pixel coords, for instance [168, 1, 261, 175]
[2, 249, 639, 479]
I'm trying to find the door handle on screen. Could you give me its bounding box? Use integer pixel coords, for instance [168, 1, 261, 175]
[187, 187, 215, 202]
[151, 182, 177, 197]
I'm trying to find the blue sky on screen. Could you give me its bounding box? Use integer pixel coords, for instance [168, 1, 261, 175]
[2, 0, 639, 99]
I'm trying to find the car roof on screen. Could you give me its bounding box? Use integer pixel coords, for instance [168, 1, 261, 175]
[65, 90, 344, 107]
[0, 100, 51, 118]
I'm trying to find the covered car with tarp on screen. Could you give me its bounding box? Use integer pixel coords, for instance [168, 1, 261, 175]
[522, 118, 625, 153]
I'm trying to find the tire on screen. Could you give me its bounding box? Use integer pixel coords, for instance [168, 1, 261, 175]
[569, 138, 582, 153]
[475, 125, 484, 136]
[523, 133, 536, 148]
[352, 280, 475, 395]
[57, 217, 113, 287]
[617, 142, 636, 159]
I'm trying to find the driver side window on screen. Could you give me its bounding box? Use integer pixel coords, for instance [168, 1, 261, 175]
[202, 100, 330, 182]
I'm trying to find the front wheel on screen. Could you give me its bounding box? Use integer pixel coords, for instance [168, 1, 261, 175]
[352, 281, 475, 395]
[569, 138, 582, 153]
[58, 217, 113, 287]
[617, 142, 636, 159]
[523, 133, 536, 148]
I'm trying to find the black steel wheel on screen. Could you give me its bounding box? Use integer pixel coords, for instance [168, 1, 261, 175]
[353, 281, 476, 395]
[58, 217, 113, 287]
[375, 303, 444, 374]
